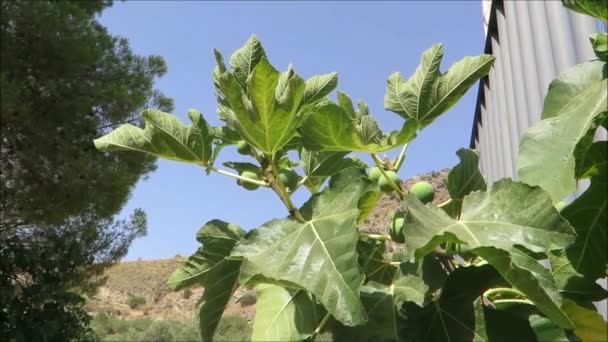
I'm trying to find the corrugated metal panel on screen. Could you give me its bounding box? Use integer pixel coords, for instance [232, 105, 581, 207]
[471, 0, 606, 317]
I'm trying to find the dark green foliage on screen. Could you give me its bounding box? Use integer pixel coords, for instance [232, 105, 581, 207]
[0, 0, 171, 339]
[127, 294, 147, 309]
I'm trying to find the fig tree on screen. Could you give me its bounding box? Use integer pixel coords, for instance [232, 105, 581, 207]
[409, 181, 434, 204]
[389, 216, 406, 243]
[378, 171, 400, 193]
[236, 140, 252, 155]
[278, 168, 299, 190]
[368, 167, 382, 182]
[237, 171, 260, 190]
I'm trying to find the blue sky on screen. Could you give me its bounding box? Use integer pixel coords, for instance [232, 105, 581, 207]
[98, 1, 486, 261]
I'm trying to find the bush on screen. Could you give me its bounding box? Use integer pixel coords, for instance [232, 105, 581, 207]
[139, 321, 173, 342]
[214, 315, 252, 342]
[182, 288, 192, 300]
[126, 294, 146, 309]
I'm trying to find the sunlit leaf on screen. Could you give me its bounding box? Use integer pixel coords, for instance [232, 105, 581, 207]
[562, 299, 608, 342]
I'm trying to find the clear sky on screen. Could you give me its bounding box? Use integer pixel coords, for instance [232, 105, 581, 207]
[98, 0, 486, 261]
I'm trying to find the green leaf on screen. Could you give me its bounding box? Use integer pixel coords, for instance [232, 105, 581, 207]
[561, 163, 607, 281]
[337, 91, 357, 119]
[590, 33, 608, 61]
[406, 265, 499, 342]
[541, 61, 605, 120]
[357, 190, 382, 225]
[229, 34, 267, 87]
[299, 148, 368, 193]
[94, 109, 214, 166]
[576, 141, 607, 179]
[518, 79, 608, 203]
[529, 314, 569, 342]
[445, 148, 487, 217]
[562, 299, 608, 342]
[562, 0, 608, 21]
[475, 247, 574, 329]
[357, 239, 397, 285]
[299, 102, 418, 152]
[197, 259, 241, 342]
[549, 250, 608, 303]
[222, 161, 261, 174]
[168, 220, 244, 291]
[301, 72, 338, 106]
[403, 179, 576, 261]
[333, 265, 427, 342]
[252, 284, 323, 341]
[232, 169, 373, 326]
[385, 43, 494, 127]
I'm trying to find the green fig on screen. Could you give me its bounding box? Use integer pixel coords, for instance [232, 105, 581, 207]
[389, 216, 406, 243]
[378, 171, 400, 193]
[236, 140, 252, 155]
[278, 168, 299, 190]
[368, 167, 383, 182]
[409, 181, 434, 204]
[237, 171, 260, 190]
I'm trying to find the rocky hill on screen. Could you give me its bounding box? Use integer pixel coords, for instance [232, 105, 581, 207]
[87, 170, 449, 323]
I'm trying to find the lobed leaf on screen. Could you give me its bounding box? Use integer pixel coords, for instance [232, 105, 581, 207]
[231, 169, 373, 326]
[299, 148, 368, 193]
[299, 102, 418, 152]
[445, 148, 487, 217]
[301, 72, 338, 107]
[403, 179, 576, 261]
[94, 109, 213, 166]
[562, 0, 608, 22]
[562, 299, 608, 342]
[252, 284, 324, 341]
[168, 220, 244, 291]
[385, 43, 494, 128]
[518, 79, 607, 203]
[229, 34, 267, 87]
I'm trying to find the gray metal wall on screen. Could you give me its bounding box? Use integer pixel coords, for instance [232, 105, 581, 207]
[471, 0, 605, 184]
[471, 0, 607, 317]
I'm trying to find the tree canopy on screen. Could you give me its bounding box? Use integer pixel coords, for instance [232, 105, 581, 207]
[0, 0, 172, 339]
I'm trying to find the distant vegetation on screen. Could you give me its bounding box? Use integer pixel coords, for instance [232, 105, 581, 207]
[91, 314, 251, 342]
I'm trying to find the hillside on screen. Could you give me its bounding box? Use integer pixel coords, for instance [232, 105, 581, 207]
[87, 170, 449, 323]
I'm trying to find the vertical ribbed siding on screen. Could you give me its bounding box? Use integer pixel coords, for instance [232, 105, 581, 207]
[471, 0, 601, 184]
[471, 0, 607, 316]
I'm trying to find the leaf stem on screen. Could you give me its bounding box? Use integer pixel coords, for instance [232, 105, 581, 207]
[437, 198, 453, 208]
[371, 153, 404, 199]
[359, 232, 392, 241]
[393, 143, 409, 171]
[268, 155, 306, 222]
[209, 167, 269, 187]
[483, 287, 527, 300]
[492, 299, 534, 306]
[313, 312, 331, 336]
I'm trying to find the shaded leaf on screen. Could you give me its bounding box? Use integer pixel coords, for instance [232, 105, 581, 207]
[549, 250, 608, 303]
[197, 259, 241, 342]
[475, 247, 574, 329]
[384, 44, 494, 127]
[445, 148, 487, 217]
[222, 161, 261, 174]
[562, 299, 608, 342]
[357, 239, 397, 286]
[252, 284, 323, 341]
[299, 148, 367, 193]
[576, 141, 607, 179]
[561, 163, 608, 281]
[168, 220, 244, 291]
[232, 169, 373, 326]
[518, 79, 607, 203]
[94, 109, 213, 166]
[357, 190, 382, 225]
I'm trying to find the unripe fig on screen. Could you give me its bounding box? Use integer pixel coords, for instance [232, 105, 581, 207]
[409, 181, 434, 204]
[278, 168, 299, 191]
[389, 216, 406, 243]
[237, 171, 260, 190]
[378, 171, 400, 193]
[236, 140, 252, 155]
[368, 167, 382, 182]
